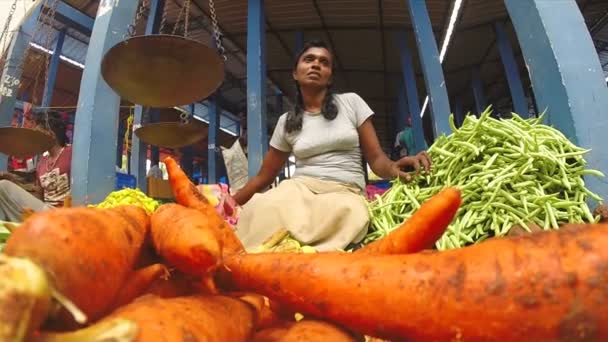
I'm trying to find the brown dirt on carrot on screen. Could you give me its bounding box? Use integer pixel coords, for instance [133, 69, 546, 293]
[151, 204, 222, 276]
[221, 223, 608, 341]
[112, 263, 169, 307]
[164, 156, 244, 256]
[103, 295, 256, 342]
[252, 320, 359, 342]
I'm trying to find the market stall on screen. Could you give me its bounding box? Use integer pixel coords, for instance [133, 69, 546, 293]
[2, 154, 608, 342]
[2, 0, 608, 341]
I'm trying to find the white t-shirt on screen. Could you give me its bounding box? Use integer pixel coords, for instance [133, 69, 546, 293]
[270, 93, 374, 190]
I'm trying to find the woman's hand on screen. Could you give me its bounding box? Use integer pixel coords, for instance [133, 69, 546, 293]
[391, 151, 432, 182]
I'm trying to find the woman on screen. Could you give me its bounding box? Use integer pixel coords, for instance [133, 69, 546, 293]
[233, 40, 431, 251]
[0, 112, 72, 221]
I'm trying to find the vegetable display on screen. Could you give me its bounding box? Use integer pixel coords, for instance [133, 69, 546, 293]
[3, 151, 608, 342]
[368, 109, 604, 250]
[93, 188, 160, 214]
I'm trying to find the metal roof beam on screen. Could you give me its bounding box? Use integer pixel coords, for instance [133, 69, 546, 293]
[53, 1, 95, 35]
[185, 0, 292, 110]
[229, 25, 443, 37]
[590, 9, 608, 35]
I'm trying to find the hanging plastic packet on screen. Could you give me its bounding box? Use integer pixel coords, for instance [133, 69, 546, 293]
[196, 183, 239, 225]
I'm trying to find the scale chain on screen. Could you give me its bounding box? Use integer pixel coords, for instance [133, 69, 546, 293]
[125, 0, 150, 39]
[172, 1, 187, 36]
[33, 0, 61, 128]
[0, 0, 19, 50]
[180, 109, 189, 125]
[184, 0, 191, 38]
[1, 0, 50, 98]
[209, 0, 227, 61]
[159, 0, 170, 34]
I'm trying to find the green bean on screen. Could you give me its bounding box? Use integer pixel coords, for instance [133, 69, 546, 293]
[579, 169, 606, 177]
[366, 110, 604, 250]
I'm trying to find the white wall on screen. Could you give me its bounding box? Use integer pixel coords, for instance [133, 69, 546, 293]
[0, 0, 38, 53]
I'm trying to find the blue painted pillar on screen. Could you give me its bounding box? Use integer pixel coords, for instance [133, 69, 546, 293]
[181, 146, 194, 178]
[494, 22, 528, 116]
[276, 90, 283, 114]
[235, 121, 241, 137]
[471, 66, 486, 115]
[505, 0, 608, 202]
[295, 31, 304, 55]
[130, 0, 165, 191]
[208, 97, 220, 184]
[149, 109, 160, 163]
[130, 106, 148, 191]
[117, 117, 125, 168]
[405, 0, 451, 137]
[17, 112, 24, 128]
[41, 29, 67, 108]
[0, 5, 42, 170]
[246, 0, 268, 178]
[71, 0, 139, 204]
[453, 97, 464, 127]
[396, 30, 426, 153]
[395, 80, 408, 131]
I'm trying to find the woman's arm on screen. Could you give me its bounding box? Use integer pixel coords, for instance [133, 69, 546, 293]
[232, 147, 290, 205]
[358, 118, 431, 181]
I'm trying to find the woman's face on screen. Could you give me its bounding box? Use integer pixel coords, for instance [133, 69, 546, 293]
[292, 47, 333, 89]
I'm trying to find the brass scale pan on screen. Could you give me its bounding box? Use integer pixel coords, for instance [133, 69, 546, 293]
[102, 35, 224, 148]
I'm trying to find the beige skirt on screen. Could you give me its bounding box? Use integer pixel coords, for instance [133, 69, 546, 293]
[236, 176, 370, 252]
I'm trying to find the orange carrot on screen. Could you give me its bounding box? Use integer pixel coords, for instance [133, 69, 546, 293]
[150, 203, 223, 277]
[164, 156, 244, 255]
[4, 206, 150, 327]
[357, 187, 461, 255]
[34, 295, 256, 342]
[111, 263, 169, 308]
[229, 292, 284, 330]
[250, 325, 290, 342]
[252, 320, 359, 342]
[144, 270, 199, 298]
[220, 223, 608, 341]
[109, 295, 255, 342]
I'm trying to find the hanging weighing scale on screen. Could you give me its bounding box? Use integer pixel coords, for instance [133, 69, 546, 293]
[133, 106, 207, 148]
[0, 0, 61, 158]
[101, 0, 227, 148]
[0, 127, 55, 158]
[101, 0, 225, 108]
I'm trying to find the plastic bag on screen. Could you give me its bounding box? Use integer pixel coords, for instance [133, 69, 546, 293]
[220, 139, 249, 193]
[196, 183, 240, 225]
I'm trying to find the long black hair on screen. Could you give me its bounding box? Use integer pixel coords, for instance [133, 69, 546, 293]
[285, 40, 338, 133]
[35, 111, 68, 147]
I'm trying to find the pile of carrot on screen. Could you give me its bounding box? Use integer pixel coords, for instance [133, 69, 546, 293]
[2, 156, 608, 342]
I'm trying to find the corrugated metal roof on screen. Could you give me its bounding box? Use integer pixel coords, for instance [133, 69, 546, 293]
[28, 22, 89, 66]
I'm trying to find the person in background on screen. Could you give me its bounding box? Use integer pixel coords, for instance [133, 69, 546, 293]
[0, 112, 72, 221]
[232, 40, 432, 252]
[147, 154, 163, 179]
[394, 116, 415, 159]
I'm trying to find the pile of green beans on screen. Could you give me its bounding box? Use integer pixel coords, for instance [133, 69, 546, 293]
[366, 108, 604, 250]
